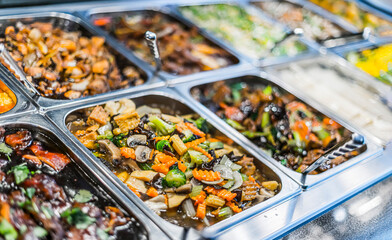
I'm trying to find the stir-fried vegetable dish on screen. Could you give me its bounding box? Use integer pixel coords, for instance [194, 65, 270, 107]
[310, 0, 392, 36]
[191, 80, 354, 174]
[68, 98, 280, 228]
[253, 1, 348, 42]
[346, 44, 392, 86]
[180, 4, 307, 59]
[0, 80, 16, 114]
[0, 127, 144, 239]
[92, 11, 236, 75]
[1, 20, 145, 99]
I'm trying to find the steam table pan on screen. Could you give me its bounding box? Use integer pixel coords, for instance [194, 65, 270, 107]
[173, 69, 382, 187]
[0, 11, 163, 110]
[45, 88, 300, 239]
[83, 2, 248, 85]
[0, 112, 169, 240]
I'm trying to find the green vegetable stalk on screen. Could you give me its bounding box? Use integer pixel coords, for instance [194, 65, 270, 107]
[149, 116, 175, 136]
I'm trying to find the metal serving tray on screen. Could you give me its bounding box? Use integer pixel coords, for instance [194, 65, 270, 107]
[266, 52, 392, 147]
[45, 87, 300, 240]
[0, 64, 36, 118]
[333, 37, 392, 89]
[173, 69, 382, 187]
[170, 0, 321, 68]
[303, 0, 392, 39]
[0, 112, 169, 240]
[0, 11, 163, 110]
[82, 2, 248, 86]
[248, 0, 372, 48]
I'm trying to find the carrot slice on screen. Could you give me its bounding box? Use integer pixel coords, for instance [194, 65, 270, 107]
[185, 122, 206, 137]
[146, 187, 159, 198]
[196, 202, 207, 219]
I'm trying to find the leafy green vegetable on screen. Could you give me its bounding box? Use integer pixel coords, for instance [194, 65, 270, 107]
[189, 185, 203, 197]
[26, 188, 36, 199]
[241, 173, 249, 181]
[74, 190, 93, 203]
[61, 208, 96, 229]
[218, 207, 233, 219]
[33, 226, 48, 238]
[0, 143, 12, 155]
[149, 116, 175, 136]
[188, 150, 208, 165]
[96, 228, 109, 240]
[0, 219, 18, 240]
[9, 164, 30, 184]
[156, 140, 173, 152]
[97, 130, 114, 141]
[112, 134, 126, 148]
[162, 165, 186, 188]
[209, 141, 223, 150]
[194, 118, 209, 134]
[181, 130, 196, 143]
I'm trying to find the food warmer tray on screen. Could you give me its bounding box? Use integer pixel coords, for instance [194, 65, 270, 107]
[45, 87, 301, 239]
[0, 0, 390, 239]
[0, 111, 170, 240]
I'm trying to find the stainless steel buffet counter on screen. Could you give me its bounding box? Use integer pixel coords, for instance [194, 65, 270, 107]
[0, 0, 391, 239]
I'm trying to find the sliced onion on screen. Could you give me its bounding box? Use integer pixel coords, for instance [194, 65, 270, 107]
[213, 165, 233, 180]
[228, 171, 243, 191]
[97, 122, 112, 135]
[201, 178, 224, 185]
[182, 199, 196, 218]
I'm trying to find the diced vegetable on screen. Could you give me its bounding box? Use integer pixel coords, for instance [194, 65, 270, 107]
[190, 185, 203, 198]
[213, 165, 233, 180]
[170, 135, 188, 155]
[146, 187, 159, 198]
[192, 169, 221, 182]
[263, 85, 273, 96]
[218, 207, 233, 219]
[205, 195, 225, 208]
[204, 186, 237, 202]
[222, 179, 235, 189]
[209, 141, 224, 150]
[196, 203, 206, 219]
[138, 162, 152, 170]
[261, 181, 279, 191]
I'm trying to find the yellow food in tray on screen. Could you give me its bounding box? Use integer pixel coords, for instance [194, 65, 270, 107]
[310, 0, 392, 36]
[0, 80, 15, 113]
[346, 43, 392, 86]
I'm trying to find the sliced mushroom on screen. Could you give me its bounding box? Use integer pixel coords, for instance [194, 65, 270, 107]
[136, 105, 161, 116]
[98, 139, 121, 161]
[125, 176, 147, 193]
[167, 193, 187, 208]
[131, 170, 159, 182]
[175, 183, 192, 194]
[127, 134, 147, 147]
[135, 146, 152, 162]
[145, 195, 167, 215]
[124, 159, 141, 171]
